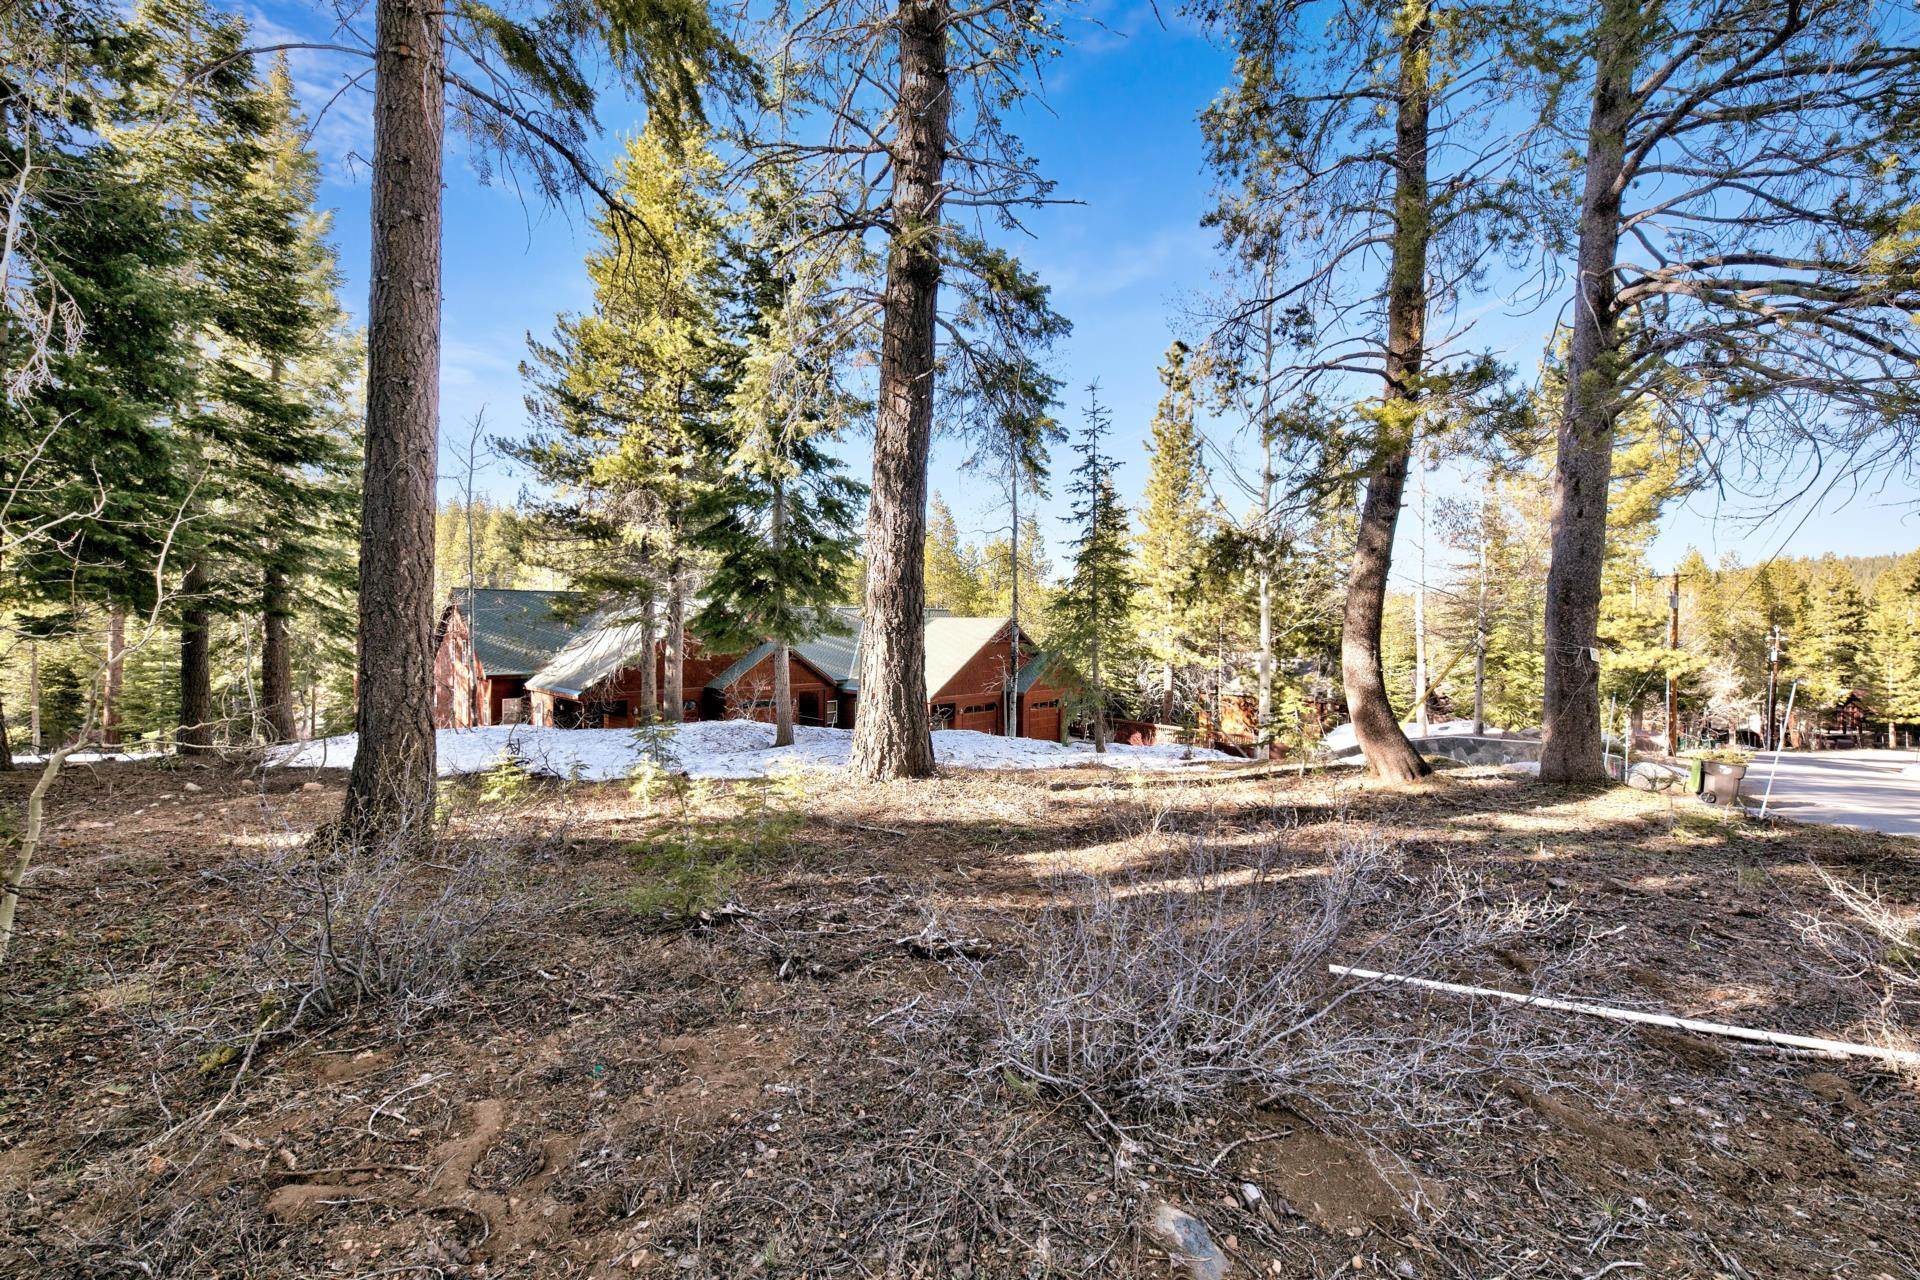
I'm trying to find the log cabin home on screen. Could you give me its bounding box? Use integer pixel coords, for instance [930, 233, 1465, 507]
[433, 588, 584, 728]
[434, 596, 1072, 741]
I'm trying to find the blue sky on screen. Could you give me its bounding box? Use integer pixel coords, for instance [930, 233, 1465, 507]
[253, 0, 1920, 592]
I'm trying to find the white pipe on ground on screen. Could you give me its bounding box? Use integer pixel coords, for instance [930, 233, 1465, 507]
[1329, 963, 1920, 1067]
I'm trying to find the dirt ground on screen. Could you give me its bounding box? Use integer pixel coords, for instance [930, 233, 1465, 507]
[2, 753, 1917, 1278]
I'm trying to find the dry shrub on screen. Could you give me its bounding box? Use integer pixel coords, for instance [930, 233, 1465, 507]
[241, 778, 560, 1034]
[949, 829, 1593, 1124]
[1798, 865, 1920, 1072]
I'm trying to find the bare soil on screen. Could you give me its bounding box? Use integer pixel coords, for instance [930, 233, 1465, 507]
[2, 755, 1917, 1278]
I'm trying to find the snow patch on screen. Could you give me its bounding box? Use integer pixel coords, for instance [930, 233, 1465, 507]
[1322, 718, 1506, 755]
[268, 722, 1238, 782]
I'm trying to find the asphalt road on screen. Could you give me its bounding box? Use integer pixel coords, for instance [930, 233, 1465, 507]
[1741, 748, 1920, 839]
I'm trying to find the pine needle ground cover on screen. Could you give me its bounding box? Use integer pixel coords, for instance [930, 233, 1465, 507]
[2, 758, 1916, 1277]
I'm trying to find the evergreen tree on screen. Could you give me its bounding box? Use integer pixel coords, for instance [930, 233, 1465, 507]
[924, 495, 989, 616]
[1801, 556, 1872, 710]
[1862, 553, 1920, 746]
[1135, 340, 1209, 722]
[512, 124, 736, 720]
[691, 186, 866, 747]
[1051, 386, 1135, 752]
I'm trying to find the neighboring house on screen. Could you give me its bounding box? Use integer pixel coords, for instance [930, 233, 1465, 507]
[433, 588, 583, 728]
[497, 605, 1071, 740]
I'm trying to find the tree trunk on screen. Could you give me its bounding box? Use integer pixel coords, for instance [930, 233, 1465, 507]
[639, 593, 659, 720]
[342, 0, 444, 841]
[179, 558, 213, 751]
[262, 563, 297, 742]
[1090, 641, 1107, 753]
[848, 0, 949, 782]
[773, 641, 794, 747]
[665, 569, 686, 723]
[0, 695, 12, 771]
[1472, 531, 1487, 735]
[28, 641, 40, 754]
[1007, 469, 1020, 738]
[1340, 0, 1433, 785]
[102, 607, 125, 745]
[1540, 0, 1635, 784]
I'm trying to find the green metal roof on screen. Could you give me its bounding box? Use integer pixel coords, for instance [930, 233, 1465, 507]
[448, 588, 584, 678]
[1013, 650, 1060, 695]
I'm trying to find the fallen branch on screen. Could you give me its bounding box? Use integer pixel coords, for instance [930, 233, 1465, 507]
[1329, 964, 1920, 1067]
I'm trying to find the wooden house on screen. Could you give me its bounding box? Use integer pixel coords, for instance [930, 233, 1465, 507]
[433, 589, 583, 728]
[494, 605, 1070, 740]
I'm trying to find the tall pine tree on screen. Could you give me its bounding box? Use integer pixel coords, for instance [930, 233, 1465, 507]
[1135, 341, 1208, 722]
[1052, 385, 1135, 751]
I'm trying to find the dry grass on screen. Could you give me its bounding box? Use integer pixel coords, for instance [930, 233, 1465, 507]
[1, 756, 1917, 1278]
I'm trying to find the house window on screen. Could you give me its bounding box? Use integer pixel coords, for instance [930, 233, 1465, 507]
[930, 703, 955, 728]
[1030, 698, 1060, 710]
[826, 699, 839, 727]
[961, 703, 994, 715]
[600, 699, 630, 720]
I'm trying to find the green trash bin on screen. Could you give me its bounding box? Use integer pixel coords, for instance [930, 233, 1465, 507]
[1687, 757, 1706, 795]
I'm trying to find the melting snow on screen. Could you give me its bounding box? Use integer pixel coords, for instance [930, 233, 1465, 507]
[268, 721, 1238, 782]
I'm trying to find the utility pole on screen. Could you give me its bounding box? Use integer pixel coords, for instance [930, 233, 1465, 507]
[1765, 625, 1784, 751]
[1665, 572, 1680, 756]
[1472, 530, 1487, 735]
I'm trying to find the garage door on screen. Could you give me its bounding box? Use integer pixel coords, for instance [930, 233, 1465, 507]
[956, 700, 1000, 733]
[1023, 698, 1061, 742]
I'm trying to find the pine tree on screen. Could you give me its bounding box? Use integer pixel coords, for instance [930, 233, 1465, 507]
[1051, 386, 1135, 752]
[924, 495, 989, 616]
[512, 124, 737, 720]
[1801, 556, 1872, 711]
[1862, 553, 1920, 746]
[1135, 341, 1208, 722]
[691, 186, 865, 747]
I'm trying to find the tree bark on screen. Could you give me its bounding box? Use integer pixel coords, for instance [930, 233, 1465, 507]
[1340, 0, 1433, 785]
[342, 0, 444, 841]
[639, 592, 659, 720]
[262, 563, 297, 742]
[1541, 0, 1636, 784]
[665, 568, 686, 723]
[773, 641, 794, 747]
[102, 607, 125, 745]
[1007, 467, 1020, 738]
[848, 0, 950, 782]
[179, 558, 213, 752]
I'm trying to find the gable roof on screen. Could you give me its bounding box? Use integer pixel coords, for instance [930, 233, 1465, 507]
[525, 615, 652, 698]
[531, 606, 1030, 703]
[922, 616, 1013, 698]
[447, 588, 583, 678]
[704, 639, 846, 693]
[1013, 650, 1061, 695]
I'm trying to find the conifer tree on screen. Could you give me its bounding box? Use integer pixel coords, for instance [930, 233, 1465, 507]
[1531, 0, 1920, 781]
[1135, 341, 1209, 722]
[691, 189, 865, 747]
[513, 124, 736, 720]
[1801, 557, 1871, 710]
[1052, 386, 1135, 752]
[752, 0, 1070, 781]
[924, 495, 989, 616]
[1863, 553, 1920, 746]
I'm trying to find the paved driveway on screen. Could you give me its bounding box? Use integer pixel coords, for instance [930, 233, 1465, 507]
[1742, 748, 1920, 839]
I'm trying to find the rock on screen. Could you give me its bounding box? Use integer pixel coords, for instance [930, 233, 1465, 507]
[1144, 1201, 1229, 1280]
[300, 781, 324, 792]
[183, 781, 202, 793]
